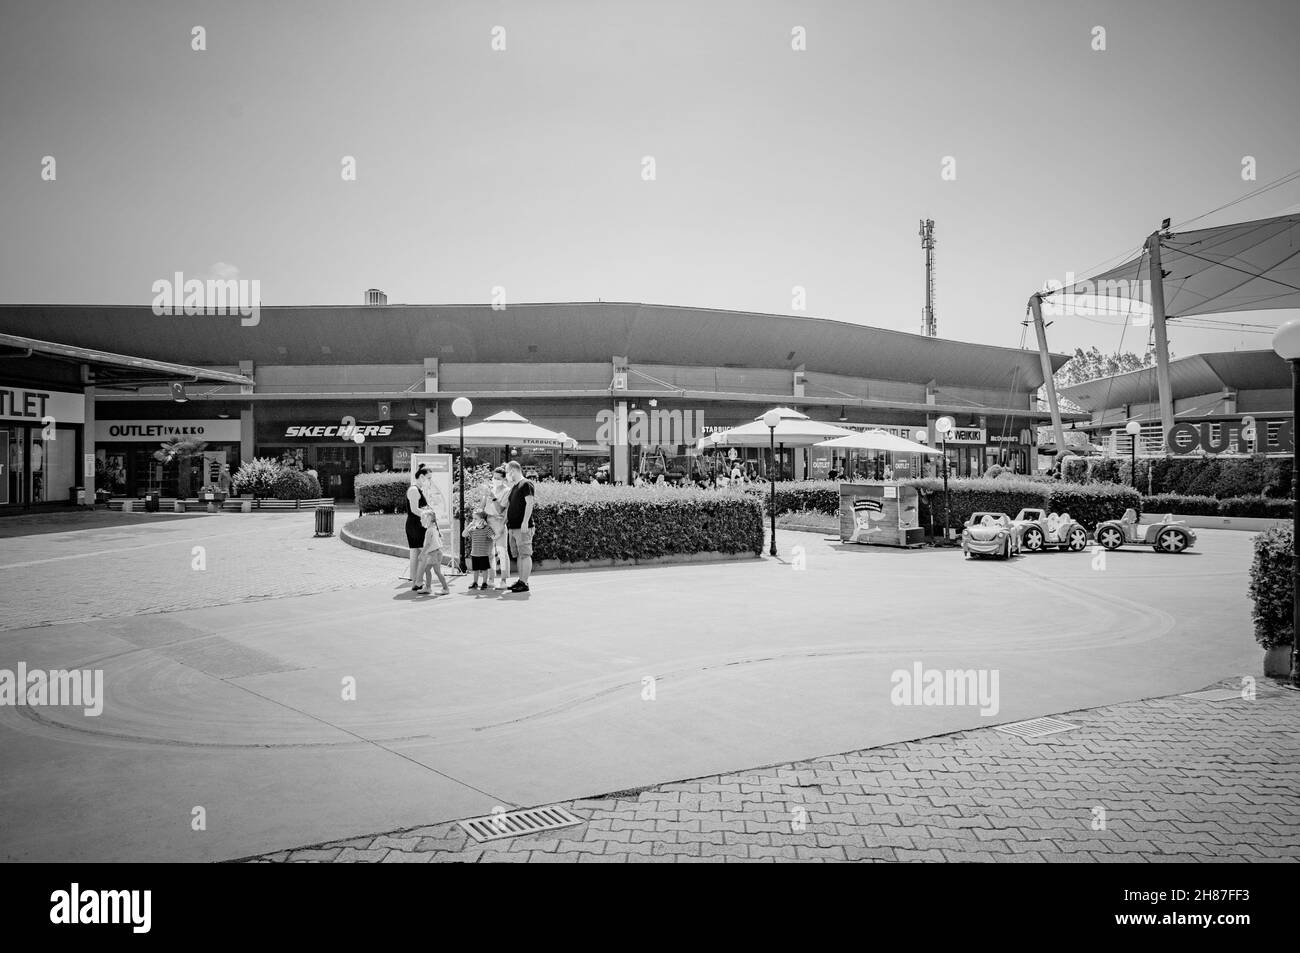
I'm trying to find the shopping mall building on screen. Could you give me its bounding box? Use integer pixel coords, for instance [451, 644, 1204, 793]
[0, 300, 1080, 507]
[1058, 349, 1295, 455]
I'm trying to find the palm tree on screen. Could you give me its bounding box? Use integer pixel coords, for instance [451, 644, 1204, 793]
[152, 437, 208, 497]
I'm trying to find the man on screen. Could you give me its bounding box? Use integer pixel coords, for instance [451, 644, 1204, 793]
[504, 460, 535, 592]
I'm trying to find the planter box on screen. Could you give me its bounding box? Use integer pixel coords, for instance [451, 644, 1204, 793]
[1264, 645, 1294, 678]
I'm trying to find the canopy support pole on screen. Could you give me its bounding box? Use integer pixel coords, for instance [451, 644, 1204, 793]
[1029, 293, 1068, 461]
[1146, 230, 1176, 448]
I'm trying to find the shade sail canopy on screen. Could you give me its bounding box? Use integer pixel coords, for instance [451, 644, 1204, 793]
[1047, 213, 1300, 317]
[703, 407, 857, 448]
[816, 430, 943, 454]
[425, 410, 575, 447]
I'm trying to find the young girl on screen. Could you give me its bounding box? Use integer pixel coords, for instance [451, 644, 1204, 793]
[416, 509, 450, 595]
[462, 507, 495, 590]
[483, 468, 510, 590]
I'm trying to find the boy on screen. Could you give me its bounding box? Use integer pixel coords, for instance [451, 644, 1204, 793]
[416, 509, 450, 594]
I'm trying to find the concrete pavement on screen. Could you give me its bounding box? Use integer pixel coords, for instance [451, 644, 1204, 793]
[0, 511, 1268, 861]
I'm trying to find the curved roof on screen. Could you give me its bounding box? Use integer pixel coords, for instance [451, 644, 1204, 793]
[0, 302, 1065, 391]
[1058, 350, 1290, 411]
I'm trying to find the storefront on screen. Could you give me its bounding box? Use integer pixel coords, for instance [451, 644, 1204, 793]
[255, 412, 425, 498]
[93, 418, 242, 498]
[1, 384, 85, 509]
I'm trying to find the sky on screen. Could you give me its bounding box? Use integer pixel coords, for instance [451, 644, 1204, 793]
[1, 0, 1298, 360]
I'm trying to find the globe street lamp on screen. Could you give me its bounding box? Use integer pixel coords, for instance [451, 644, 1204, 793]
[452, 397, 473, 574]
[1125, 420, 1142, 488]
[1271, 318, 1300, 687]
[763, 409, 780, 557]
[935, 416, 955, 543]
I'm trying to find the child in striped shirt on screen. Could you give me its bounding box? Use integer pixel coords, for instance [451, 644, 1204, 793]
[463, 506, 495, 590]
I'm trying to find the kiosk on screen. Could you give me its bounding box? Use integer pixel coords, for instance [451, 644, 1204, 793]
[839, 482, 923, 548]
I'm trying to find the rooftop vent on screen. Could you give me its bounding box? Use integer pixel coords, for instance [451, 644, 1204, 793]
[365, 288, 387, 306]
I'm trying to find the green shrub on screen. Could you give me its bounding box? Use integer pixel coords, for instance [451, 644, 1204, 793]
[1217, 497, 1293, 518]
[901, 477, 1138, 532]
[742, 480, 840, 516]
[1142, 493, 1218, 516]
[271, 468, 319, 500]
[1136, 454, 1293, 498]
[1061, 457, 1088, 482]
[1249, 526, 1294, 649]
[530, 484, 764, 561]
[355, 472, 412, 514]
[1045, 482, 1142, 530]
[231, 458, 282, 498]
[984, 464, 1005, 480]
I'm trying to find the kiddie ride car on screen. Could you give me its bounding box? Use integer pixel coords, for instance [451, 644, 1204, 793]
[1093, 508, 1197, 553]
[1012, 508, 1088, 553]
[961, 512, 1020, 560]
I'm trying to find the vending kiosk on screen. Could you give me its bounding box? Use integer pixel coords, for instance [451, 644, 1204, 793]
[839, 482, 924, 548]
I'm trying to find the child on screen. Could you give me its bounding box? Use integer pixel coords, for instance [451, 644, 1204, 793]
[483, 468, 510, 589]
[463, 507, 495, 590]
[416, 510, 450, 594]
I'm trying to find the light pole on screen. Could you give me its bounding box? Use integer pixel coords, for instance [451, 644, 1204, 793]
[1271, 319, 1300, 687]
[936, 416, 954, 543]
[1125, 420, 1141, 488]
[452, 397, 473, 574]
[763, 410, 780, 557]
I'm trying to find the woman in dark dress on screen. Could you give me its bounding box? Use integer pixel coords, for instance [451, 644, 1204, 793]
[406, 466, 433, 588]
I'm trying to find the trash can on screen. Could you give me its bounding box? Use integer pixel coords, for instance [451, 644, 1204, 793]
[314, 504, 335, 537]
[173, 500, 186, 513]
[69, 486, 86, 506]
[144, 493, 159, 513]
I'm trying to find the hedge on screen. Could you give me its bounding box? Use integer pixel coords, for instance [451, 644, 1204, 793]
[272, 468, 322, 500]
[529, 484, 764, 561]
[742, 480, 840, 516]
[355, 472, 412, 514]
[1141, 493, 1293, 519]
[904, 477, 1140, 532]
[1249, 526, 1294, 649]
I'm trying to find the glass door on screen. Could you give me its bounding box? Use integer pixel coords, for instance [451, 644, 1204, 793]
[315, 445, 361, 498]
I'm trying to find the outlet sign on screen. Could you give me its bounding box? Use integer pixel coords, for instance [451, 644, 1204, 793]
[1167, 418, 1293, 454]
[96, 420, 241, 442]
[0, 386, 85, 425]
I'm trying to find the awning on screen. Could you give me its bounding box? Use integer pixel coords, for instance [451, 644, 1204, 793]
[425, 410, 577, 448]
[816, 430, 942, 454]
[0, 331, 254, 387]
[1047, 213, 1300, 317]
[704, 407, 856, 449]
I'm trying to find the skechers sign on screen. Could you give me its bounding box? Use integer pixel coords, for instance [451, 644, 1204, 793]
[285, 424, 394, 438]
[1166, 416, 1293, 454]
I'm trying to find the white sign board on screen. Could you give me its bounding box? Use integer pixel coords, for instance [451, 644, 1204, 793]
[409, 453, 453, 550]
[95, 419, 242, 442]
[0, 386, 85, 425]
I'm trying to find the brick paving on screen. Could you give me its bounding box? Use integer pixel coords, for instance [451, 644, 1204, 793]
[245, 678, 1300, 863]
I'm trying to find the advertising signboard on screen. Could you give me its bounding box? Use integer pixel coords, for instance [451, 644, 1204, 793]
[409, 453, 453, 551]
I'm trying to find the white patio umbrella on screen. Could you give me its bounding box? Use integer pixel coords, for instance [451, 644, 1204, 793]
[425, 410, 576, 449]
[707, 407, 856, 447]
[816, 430, 943, 455]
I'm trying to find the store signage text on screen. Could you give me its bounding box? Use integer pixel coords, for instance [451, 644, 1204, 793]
[1166, 418, 1291, 454]
[285, 424, 394, 438]
[940, 427, 986, 445]
[0, 386, 86, 425]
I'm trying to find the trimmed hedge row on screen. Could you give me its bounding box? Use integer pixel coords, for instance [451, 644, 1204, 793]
[1141, 493, 1294, 519]
[1249, 526, 1294, 649]
[742, 480, 840, 516]
[530, 485, 764, 562]
[905, 477, 1141, 532]
[1065, 454, 1293, 499]
[355, 472, 412, 513]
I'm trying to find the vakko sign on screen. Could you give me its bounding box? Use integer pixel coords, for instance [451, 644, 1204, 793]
[1165, 416, 1293, 454]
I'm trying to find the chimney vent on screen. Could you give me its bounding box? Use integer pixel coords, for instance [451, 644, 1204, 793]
[365, 288, 387, 305]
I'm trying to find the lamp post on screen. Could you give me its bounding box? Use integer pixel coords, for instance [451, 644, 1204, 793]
[936, 417, 954, 543]
[1271, 319, 1300, 687]
[763, 410, 780, 557]
[1125, 420, 1142, 488]
[915, 429, 933, 541]
[451, 397, 473, 574]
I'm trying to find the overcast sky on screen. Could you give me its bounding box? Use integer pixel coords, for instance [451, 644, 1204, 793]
[2, 0, 1297, 360]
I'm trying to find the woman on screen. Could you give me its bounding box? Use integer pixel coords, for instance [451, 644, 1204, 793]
[482, 467, 511, 590]
[405, 466, 436, 589]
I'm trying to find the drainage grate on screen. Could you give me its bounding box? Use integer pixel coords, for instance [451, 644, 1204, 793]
[459, 806, 584, 843]
[994, 716, 1080, 739]
[1180, 688, 1244, 702]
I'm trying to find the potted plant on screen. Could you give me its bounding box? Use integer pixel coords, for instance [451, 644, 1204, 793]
[152, 437, 208, 502]
[1249, 526, 1298, 681]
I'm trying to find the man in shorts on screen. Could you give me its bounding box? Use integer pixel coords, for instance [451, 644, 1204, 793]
[504, 460, 535, 593]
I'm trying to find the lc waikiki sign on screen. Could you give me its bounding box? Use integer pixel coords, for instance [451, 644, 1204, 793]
[1166, 416, 1293, 455]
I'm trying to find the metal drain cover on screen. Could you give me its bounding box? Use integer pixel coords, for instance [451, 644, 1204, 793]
[995, 716, 1080, 739]
[459, 806, 584, 843]
[1180, 689, 1244, 702]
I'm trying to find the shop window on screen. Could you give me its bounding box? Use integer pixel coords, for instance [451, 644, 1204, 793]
[31, 427, 76, 503]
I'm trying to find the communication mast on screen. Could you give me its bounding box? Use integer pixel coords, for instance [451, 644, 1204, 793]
[919, 218, 936, 336]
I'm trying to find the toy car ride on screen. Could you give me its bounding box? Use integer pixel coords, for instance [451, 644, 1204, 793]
[1094, 509, 1197, 553]
[961, 512, 1020, 560]
[1012, 508, 1088, 553]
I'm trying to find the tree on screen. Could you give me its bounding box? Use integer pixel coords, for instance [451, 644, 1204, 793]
[152, 437, 208, 496]
[1040, 346, 1164, 413]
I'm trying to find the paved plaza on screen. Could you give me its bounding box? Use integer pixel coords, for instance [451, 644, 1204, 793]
[0, 509, 1291, 862]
